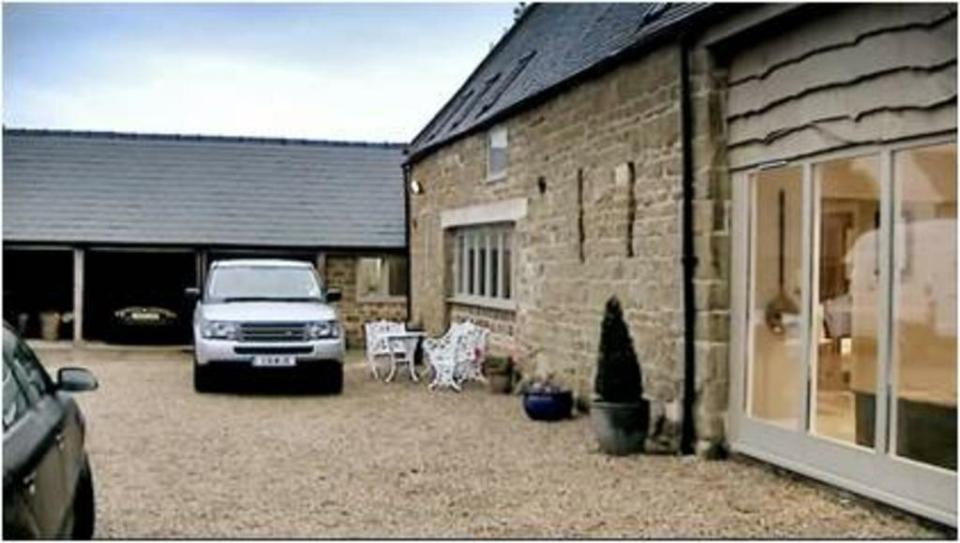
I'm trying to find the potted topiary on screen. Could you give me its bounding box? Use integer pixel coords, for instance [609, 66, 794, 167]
[521, 374, 573, 422]
[484, 356, 515, 394]
[590, 296, 649, 455]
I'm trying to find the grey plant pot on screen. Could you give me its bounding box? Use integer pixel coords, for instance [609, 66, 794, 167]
[486, 371, 513, 394]
[590, 399, 649, 456]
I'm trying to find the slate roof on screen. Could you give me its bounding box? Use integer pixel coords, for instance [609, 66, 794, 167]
[3, 129, 406, 249]
[408, 2, 711, 162]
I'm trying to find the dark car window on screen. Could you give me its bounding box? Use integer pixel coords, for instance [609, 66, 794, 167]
[2, 358, 30, 431]
[5, 333, 53, 400]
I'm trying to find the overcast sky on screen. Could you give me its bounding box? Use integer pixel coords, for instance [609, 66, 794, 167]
[3, 3, 516, 142]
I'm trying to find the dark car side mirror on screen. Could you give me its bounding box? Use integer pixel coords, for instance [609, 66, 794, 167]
[185, 287, 201, 301]
[326, 289, 342, 303]
[57, 367, 98, 393]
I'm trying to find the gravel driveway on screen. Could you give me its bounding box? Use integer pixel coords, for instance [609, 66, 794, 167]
[34, 345, 948, 538]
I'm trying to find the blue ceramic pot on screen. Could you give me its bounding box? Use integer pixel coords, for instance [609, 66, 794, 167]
[522, 390, 573, 421]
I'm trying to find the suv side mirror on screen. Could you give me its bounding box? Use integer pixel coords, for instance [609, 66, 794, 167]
[57, 367, 98, 393]
[326, 289, 342, 303]
[185, 287, 201, 301]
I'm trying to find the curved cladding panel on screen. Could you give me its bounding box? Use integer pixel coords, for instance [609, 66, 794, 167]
[726, 4, 957, 171]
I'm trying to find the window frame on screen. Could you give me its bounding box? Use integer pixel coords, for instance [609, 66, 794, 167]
[486, 125, 508, 182]
[728, 135, 957, 527]
[449, 223, 516, 311]
[356, 255, 408, 303]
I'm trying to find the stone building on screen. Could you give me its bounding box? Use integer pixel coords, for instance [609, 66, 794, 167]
[3, 129, 408, 347]
[405, 3, 957, 526]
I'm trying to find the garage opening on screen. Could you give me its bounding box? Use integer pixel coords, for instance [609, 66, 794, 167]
[2, 248, 74, 340]
[84, 249, 196, 344]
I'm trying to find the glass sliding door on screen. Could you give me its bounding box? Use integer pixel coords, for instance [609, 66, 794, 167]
[811, 155, 881, 447]
[732, 139, 957, 526]
[891, 143, 958, 471]
[747, 166, 805, 427]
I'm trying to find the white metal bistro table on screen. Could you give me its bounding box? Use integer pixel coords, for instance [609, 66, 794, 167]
[381, 331, 426, 383]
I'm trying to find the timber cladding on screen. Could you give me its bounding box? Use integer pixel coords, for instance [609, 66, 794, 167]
[724, 4, 957, 170]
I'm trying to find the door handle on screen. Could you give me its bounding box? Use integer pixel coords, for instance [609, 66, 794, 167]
[22, 472, 36, 496]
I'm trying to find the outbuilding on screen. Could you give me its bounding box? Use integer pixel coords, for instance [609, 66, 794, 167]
[3, 129, 409, 346]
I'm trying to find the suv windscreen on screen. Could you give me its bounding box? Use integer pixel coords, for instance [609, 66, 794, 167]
[206, 266, 324, 303]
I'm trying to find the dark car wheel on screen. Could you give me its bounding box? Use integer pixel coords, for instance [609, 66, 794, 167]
[193, 361, 215, 393]
[72, 457, 95, 540]
[327, 364, 343, 395]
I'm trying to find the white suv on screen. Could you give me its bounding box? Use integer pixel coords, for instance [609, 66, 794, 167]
[188, 259, 344, 393]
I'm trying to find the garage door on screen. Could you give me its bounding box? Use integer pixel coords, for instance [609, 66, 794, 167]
[84, 249, 196, 344]
[2, 248, 74, 340]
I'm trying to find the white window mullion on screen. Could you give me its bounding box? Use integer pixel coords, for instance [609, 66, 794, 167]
[800, 162, 814, 434]
[877, 148, 894, 455]
[497, 230, 504, 299]
[471, 232, 479, 296]
[484, 231, 493, 299]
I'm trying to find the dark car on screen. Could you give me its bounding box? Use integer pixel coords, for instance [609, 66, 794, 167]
[3, 324, 98, 539]
[108, 305, 181, 343]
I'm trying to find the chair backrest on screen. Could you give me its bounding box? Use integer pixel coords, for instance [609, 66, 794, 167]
[364, 320, 405, 355]
[454, 321, 489, 364]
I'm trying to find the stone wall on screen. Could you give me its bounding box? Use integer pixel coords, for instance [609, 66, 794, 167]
[409, 44, 706, 451]
[325, 254, 407, 348]
[687, 45, 732, 456]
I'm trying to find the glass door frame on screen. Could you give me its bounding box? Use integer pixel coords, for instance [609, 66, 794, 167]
[728, 135, 957, 527]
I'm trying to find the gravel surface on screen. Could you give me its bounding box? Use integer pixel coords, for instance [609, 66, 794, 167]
[35, 345, 949, 538]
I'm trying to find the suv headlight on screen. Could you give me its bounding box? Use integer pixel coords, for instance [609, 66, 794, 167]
[201, 321, 239, 340]
[306, 321, 339, 339]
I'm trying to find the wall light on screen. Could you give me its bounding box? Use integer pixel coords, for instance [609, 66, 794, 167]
[410, 179, 423, 195]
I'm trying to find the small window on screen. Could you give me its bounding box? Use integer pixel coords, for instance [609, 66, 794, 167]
[487, 126, 508, 180]
[357, 256, 408, 299]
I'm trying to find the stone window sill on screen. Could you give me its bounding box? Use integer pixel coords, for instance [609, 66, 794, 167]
[447, 295, 517, 312]
[486, 171, 508, 184]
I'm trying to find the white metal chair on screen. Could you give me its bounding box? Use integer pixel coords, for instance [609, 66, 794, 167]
[423, 321, 489, 391]
[363, 320, 405, 380]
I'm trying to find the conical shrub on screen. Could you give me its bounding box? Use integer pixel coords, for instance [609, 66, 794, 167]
[594, 296, 643, 402]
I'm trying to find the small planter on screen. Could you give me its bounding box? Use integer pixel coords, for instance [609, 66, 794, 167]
[590, 399, 649, 455]
[487, 371, 513, 394]
[484, 356, 515, 394]
[522, 390, 573, 421]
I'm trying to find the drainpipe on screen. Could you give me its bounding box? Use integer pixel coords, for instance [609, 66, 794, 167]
[679, 37, 697, 455]
[402, 160, 413, 323]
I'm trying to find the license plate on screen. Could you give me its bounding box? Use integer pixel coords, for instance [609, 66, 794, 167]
[130, 313, 161, 321]
[252, 356, 296, 367]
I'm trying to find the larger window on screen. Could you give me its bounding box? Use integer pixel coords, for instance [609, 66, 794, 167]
[453, 225, 513, 304]
[743, 140, 957, 470]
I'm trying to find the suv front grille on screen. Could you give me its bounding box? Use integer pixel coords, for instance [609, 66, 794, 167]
[238, 322, 308, 342]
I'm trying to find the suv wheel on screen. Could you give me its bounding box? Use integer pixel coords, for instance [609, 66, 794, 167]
[193, 361, 215, 393]
[72, 457, 95, 539]
[328, 364, 343, 394]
